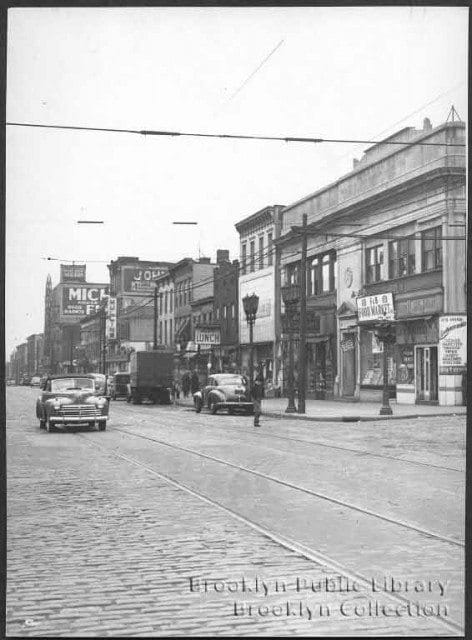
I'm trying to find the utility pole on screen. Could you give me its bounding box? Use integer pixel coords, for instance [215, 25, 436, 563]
[153, 285, 158, 350]
[297, 213, 308, 414]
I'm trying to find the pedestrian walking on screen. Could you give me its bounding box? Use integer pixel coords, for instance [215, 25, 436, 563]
[251, 370, 264, 427]
[190, 370, 200, 395]
[182, 372, 191, 398]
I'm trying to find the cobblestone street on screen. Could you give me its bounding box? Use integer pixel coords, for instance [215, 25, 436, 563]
[7, 387, 465, 636]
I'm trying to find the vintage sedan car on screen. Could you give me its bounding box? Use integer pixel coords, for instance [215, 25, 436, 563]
[30, 376, 42, 387]
[36, 374, 109, 432]
[193, 373, 254, 415]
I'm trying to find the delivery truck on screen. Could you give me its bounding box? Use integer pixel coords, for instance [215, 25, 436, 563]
[127, 350, 174, 405]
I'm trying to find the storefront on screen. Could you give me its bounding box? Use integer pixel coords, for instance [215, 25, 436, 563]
[305, 310, 337, 399]
[240, 341, 274, 382]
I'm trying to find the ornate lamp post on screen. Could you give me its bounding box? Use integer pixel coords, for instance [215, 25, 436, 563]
[281, 283, 300, 413]
[374, 321, 396, 415]
[242, 293, 259, 391]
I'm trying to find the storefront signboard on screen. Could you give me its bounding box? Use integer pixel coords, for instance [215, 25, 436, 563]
[195, 328, 221, 350]
[438, 315, 467, 374]
[357, 293, 395, 323]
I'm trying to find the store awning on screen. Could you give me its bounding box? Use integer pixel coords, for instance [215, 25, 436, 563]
[398, 315, 434, 323]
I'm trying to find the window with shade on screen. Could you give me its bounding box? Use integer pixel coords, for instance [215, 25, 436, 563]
[241, 244, 247, 275]
[267, 232, 273, 266]
[422, 226, 442, 271]
[389, 237, 416, 279]
[258, 236, 264, 269]
[365, 245, 384, 283]
[249, 240, 255, 273]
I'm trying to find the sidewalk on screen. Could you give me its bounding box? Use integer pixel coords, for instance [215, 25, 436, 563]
[175, 395, 466, 422]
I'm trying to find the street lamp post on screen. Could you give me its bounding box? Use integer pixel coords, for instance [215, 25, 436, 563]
[374, 322, 396, 416]
[242, 293, 259, 392]
[281, 284, 300, 413]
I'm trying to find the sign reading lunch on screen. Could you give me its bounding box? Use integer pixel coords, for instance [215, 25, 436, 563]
[195, 328, 220, 348]
[357, 293, 395, 323]
[61, 285, 109, 317]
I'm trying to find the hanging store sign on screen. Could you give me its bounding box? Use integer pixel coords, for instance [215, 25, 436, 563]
[438, 315, 467, 375]
[195, 328, 220, 349]
[106, 296, 117, 340]
[357, 292, 395, 323]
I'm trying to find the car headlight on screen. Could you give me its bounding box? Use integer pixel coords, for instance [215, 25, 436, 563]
[53, 400, 61, 411]
[95, 398, 107, 408]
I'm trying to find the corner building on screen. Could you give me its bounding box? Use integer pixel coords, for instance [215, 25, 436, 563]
[279, 117, 466, 405]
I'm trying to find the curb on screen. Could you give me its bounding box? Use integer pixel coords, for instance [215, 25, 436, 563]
[262, 410, 466, 423]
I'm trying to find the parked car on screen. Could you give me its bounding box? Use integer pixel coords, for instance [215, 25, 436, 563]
[193, 373, 254, 415]
[30, 376, 42, 387]
[112, 372, 130, 400]
[36, 374, 109, 432]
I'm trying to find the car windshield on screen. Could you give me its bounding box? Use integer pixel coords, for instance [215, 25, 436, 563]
[216, 376, 245, 386]
[50, 378, 94, 392]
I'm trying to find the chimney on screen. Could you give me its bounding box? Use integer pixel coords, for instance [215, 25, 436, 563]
[199, 257, 211, 264]
[216, 249, 230, 264]
[423, 117, 432, 131]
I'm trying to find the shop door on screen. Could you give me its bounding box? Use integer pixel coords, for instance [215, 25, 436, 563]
[342, 334, 356, 396]
[314, 342, 327, 399]
[415, 346, 438, 403]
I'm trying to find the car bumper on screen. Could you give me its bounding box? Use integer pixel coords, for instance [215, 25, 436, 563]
[49, 415, 109, 423]
[216, 401, 253, 409]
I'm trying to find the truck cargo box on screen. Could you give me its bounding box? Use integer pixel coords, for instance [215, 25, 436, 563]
[129, 350, 174, 389]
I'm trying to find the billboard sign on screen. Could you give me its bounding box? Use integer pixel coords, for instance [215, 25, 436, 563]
[61, 285, 108, 318]
[60, 264, 86, 283]
[106, 296, 117, 340]
[195, 328, 221, 350]
[357, 292, 395, 323]
[439, 315, 467, 375]
[122, 266, 167, 293]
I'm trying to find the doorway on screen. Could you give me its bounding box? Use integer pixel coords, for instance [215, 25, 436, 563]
[342, 333, 356, 397]
[314, 341, 327, 399]
[415, 345, 438, 403]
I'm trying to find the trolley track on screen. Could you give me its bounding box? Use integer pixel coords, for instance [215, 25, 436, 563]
[103, 424, 463, 548]
[76, 430, 464, 635]
[113, 402, 463, 473]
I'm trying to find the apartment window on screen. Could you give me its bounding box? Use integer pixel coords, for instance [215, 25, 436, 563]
[170, 290, 173, 313]
[366, 245, 384, 284]
[164, 291, 168, 314]
[286, 263, 299, 285]
[216, 307, 220, 320]
[258, 236, 264, 269]
[310, 258, 321, 295]
[208, 311, 212, 323]
[267, 232, 273, 266]
[188, 279, 192, 303]
[159, 321, 163, 342]
[164, 320, 167, 345]
[169, 319, 173, 345]
[241, 244, 247, 276]
[223, 305, 227, 319]
[308, 252, 336, 294]
[231, 303, 235, 318]
[389, 237, 416, 278]
[422, 226, 442, 271]
[322, 254, 330, 291]
[250, 240, 255, 273]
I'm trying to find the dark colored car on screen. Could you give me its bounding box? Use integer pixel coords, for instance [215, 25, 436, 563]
[112, 373, 130, 400]
[193, 374, 254, 415]
[36, 374, 109, 432]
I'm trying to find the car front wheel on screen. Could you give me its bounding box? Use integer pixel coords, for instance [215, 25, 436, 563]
[39, 419, 46, 429]
[194, 398, 202, 413]
[46, 418, 54, 433]
[98, 420, 106, 431]
[210, 399, 218, 415]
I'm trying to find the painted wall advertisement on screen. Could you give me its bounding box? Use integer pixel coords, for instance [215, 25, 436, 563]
[106, 296, 117, 340]
[122, 266, 167, 293]
[61, 285, 108, 317]
[438, 315, 467, 375]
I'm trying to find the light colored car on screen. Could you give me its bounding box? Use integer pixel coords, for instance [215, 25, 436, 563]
[36, 374, 109, 432]
[30, 376, 42, 387]
[193, 373, 254, 415]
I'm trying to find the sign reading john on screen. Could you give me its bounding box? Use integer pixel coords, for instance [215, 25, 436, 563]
[439, 315, 467, 375]
[357, 292, 395, 323]
[62, 285, 108, 317]
[123, 266, 167, 293]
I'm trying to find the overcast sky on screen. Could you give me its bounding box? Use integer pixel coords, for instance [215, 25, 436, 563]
[6, 6, 468, 356]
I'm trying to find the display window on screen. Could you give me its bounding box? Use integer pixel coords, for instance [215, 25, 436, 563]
[396, 345, 415, 384]
[360, 330, 396, 386]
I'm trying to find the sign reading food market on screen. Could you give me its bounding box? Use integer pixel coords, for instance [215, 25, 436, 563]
[357, 292, 395, 323]
[61, 285, 109, 317]
[123, 265, 168, 293]
[60, 264, 86, 283]
[438, 315, 467, 375]
[195, 328, 220, 349]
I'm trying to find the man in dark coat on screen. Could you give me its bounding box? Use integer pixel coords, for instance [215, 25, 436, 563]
[251, 370, 264, 427]
[190, 370, 200, 395]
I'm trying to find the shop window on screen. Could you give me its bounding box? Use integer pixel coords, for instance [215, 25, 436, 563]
[360, 330, 396, 386]
[396, 345, 415, 384]
[388, 236, 416, 279]
[267, 232, 273, 266]
[241, 244, 247, 275]
[250, 240, 255, 273]
[258, 236, 264, 269]
[422, 226, 442, 271]
[365, 245, 384, 283]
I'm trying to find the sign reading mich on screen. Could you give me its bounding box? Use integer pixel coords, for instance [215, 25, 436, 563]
[357, 292, 395, 323]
